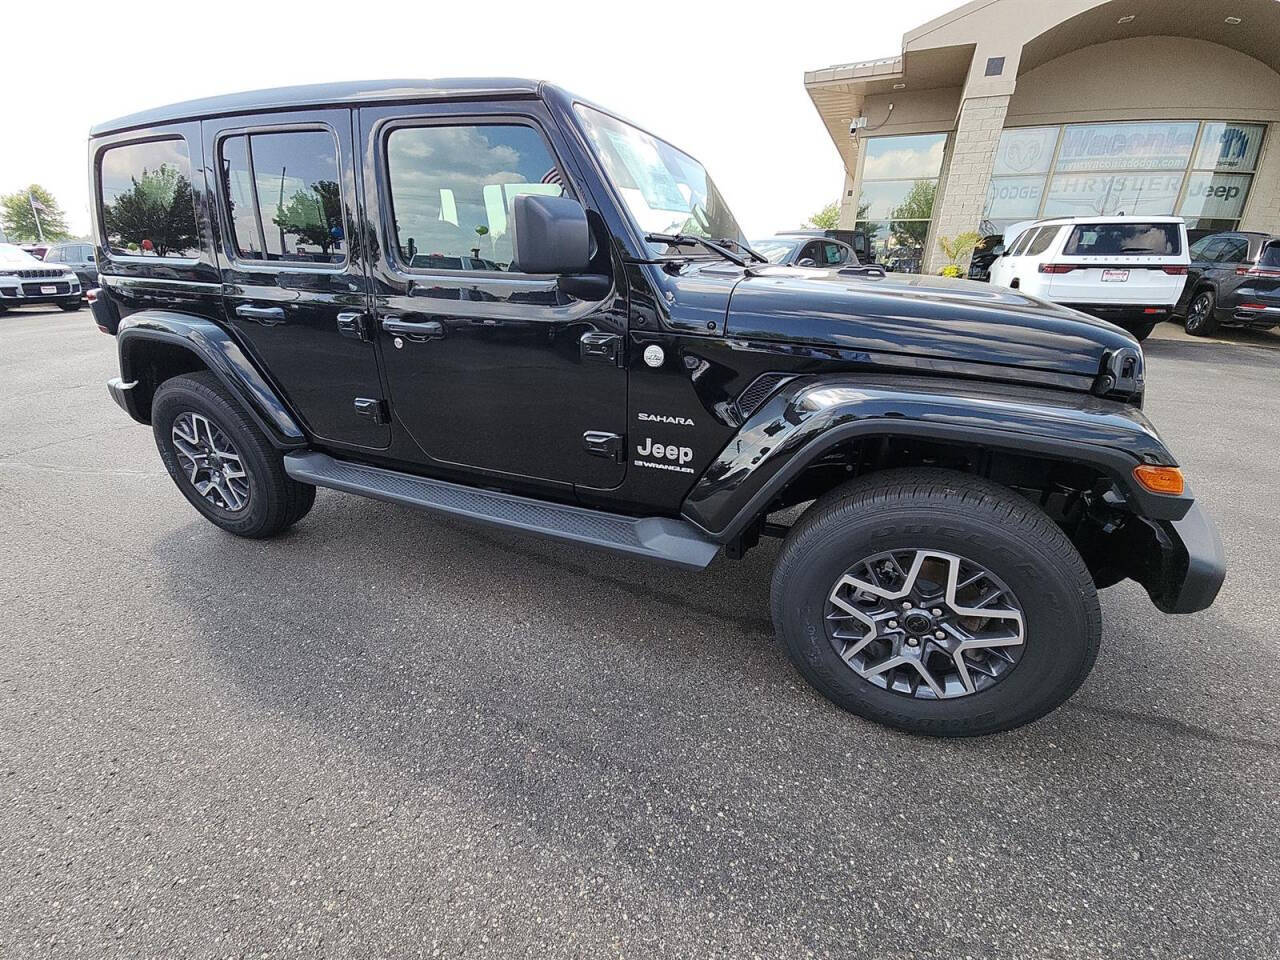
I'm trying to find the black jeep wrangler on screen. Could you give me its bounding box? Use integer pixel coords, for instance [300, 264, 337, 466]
[89, 80, 1224, 737]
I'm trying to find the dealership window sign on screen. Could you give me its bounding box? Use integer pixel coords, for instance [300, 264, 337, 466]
[983, 120, 1266, 233]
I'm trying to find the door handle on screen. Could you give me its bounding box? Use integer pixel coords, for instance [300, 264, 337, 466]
[235, 304, 286, 326]
[381, 317, 444, 341]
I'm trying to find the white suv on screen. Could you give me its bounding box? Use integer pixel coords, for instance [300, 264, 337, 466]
[988, 216, 1190, 341]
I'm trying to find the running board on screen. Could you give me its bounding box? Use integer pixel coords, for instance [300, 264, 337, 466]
[284, 451, 721, 570]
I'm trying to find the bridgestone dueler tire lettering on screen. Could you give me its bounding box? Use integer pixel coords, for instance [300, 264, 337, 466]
[770, 468, 1101, 737]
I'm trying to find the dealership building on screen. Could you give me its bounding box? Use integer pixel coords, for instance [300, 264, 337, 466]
[805, 0, 1280, 273]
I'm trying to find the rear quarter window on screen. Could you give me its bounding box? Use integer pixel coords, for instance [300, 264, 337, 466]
[1063, 223, 1181, 257]
[99, 138, 200, 258]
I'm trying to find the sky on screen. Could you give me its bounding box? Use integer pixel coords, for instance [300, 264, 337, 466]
[0, 0, 958, 239]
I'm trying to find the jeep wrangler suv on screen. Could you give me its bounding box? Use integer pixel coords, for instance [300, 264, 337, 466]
[89, 80, 1225, 737]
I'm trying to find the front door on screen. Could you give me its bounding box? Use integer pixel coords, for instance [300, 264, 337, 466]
[203, 109, 387, 449]
[358, 101, 627, 489]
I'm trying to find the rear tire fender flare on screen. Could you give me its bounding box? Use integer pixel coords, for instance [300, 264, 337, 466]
[117, 311, 305, 448]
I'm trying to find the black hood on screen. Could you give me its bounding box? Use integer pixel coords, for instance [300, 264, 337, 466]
[668, 263, 1139, 390]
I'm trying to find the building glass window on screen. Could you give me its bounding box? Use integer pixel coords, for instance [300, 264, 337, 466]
[856, 133, 946, 273]
[983, 120, 1266, 238]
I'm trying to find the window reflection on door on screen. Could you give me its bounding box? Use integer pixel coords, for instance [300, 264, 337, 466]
[384, 124, 564, 272]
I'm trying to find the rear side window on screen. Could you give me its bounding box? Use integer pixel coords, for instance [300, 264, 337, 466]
[384, 123, 565, 272]
[1062, 223, 1182, 257]
[1024, 227, 1059, 257]
[1260, 244, 1280, 268]
[1007, 229, 1035, 256]
[219, 130, 345, 265]
[1218, 238, 1249, 264]
[100, 138, 200, 258]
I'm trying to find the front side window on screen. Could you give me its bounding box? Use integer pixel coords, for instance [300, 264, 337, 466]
[220, 130, 345, 264]
[1063, 223, 1182, 257]
[386, 123, 565, 271]
[574, 105, 746, 258]
[100, 138, 200, 258]
[820, 242, 849, 265]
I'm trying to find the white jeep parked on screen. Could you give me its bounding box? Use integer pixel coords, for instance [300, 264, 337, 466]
[988, 216, 1190, 341]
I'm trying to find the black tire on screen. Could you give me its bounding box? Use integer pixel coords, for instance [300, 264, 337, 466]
[770, 468, 1100, 737]
[58, 300, 83, 312]
[1184, 289, 1218, 337]
[152, 371, 315, 538]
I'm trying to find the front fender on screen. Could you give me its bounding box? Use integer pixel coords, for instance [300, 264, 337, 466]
[681, 375, 1193, 541]
[116, 311, 305, 447]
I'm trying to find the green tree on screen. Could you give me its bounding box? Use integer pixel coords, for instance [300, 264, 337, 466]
[0, 185, 71, 242]
[806, 201, 840, 230]
[273, 180, 343, 255]
[889, 179, 936, 249]
[102, 165, 198, 256]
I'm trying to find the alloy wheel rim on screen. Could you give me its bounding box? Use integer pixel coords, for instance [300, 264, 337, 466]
[1188, 294, 1212, 328]
[826, 549, 1026, 700]
[171, 411, 250, 512]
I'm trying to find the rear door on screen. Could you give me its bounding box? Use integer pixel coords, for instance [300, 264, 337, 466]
[1047, 221, 1187, 306]
[1180, 236, 1224, 310]
[203, 110, 387, 449]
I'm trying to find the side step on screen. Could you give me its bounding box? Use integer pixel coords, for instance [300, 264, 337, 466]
[284, 451, 721, 570]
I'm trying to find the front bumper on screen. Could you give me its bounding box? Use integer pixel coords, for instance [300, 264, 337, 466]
[0, 276, 82, 305]
[1151, 501, 1226, 614]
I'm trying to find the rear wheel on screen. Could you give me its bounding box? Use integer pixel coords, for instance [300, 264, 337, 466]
[770, 469, 1100, 737]
[1184, 289, 1218, 337]
[152, 371, 315, 538]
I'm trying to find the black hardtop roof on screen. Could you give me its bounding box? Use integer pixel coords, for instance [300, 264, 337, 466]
[90, 78, 546, 137]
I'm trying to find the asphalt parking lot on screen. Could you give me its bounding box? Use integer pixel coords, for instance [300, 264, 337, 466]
[1, 303, 1277, 959]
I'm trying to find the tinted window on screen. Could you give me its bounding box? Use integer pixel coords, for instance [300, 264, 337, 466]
[100, 138, 200, 258]
[1063, 223, 1181, 257]
[1008, 229, 1036, 256]
[385, 124, 564, 272]
[1260, 244, 1280, 268]
[1025, 227, 1058, 257]
[1188, 236, 1215, 260]
[1218, 238, 1249, 264]
[43, 247, 63, 262]
[220, 131, 344, 264]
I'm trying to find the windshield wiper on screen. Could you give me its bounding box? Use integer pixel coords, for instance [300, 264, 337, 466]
[717, 237, 768, 264]
[641, 233, 748, 267]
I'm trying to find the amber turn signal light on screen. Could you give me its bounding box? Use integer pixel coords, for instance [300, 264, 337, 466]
[1133, 464, 1185, 496]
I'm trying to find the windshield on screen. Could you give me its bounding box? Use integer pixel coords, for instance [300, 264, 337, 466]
[575, 105, 747, 258]
[752, 240, 797, 263]
[0, 243, 40, 266]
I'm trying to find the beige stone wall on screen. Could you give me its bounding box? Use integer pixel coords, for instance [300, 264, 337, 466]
[924, 95, 1010, 274]
[1241, 123, 1280, 235]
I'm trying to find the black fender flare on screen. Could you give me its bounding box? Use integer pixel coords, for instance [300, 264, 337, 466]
[681, 375, 1194, 542]
[116, 310, 306, 447]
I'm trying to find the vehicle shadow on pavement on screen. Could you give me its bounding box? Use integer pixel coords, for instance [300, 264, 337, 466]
[145, 489, 1280, 957]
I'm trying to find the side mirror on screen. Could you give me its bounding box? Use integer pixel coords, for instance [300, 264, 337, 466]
[511, 194, 590, 275]
[798, 258, 818, 268]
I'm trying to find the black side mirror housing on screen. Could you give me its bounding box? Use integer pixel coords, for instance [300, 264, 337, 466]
[511, 194, 591, 275]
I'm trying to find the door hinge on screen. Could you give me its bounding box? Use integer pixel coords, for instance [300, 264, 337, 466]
[583, 430, 624, 462]
[337, 310, 373, 342]
[579, 331, 623, 366]
[353, 397, 389, 425]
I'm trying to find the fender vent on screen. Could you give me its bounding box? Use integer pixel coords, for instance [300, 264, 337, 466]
[736, 373, 794, 419]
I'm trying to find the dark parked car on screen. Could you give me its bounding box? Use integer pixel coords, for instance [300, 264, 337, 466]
[1178, 231, 1280, 336]
[90, 79, 1223, 737]
[41, 242, 99, 296]
[753, 234, 857, 267]
[967, 234, 1005, 281]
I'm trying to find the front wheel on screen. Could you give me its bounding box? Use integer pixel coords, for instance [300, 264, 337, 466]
[1184, 289, 1218, 337]
[770, 469, 1100, 737]
[152, 371, 315, 538]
